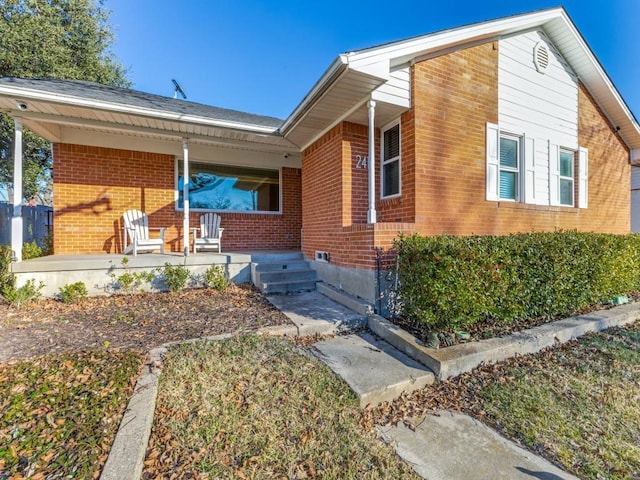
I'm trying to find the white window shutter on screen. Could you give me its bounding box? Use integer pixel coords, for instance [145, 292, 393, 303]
[549, 142, 560, 206]
[578, 147, 588, 208]
[486, 122, 499, 201]
[524, 135, 536, 204]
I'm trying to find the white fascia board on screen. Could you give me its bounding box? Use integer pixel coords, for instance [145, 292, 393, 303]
[0, 85, 278, 135]
[346, 7, 564, 68]
[279, 55, 349, 134]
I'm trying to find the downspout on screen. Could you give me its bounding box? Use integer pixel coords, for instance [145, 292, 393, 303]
[11, 117, 23, 262]
[367, 100, 377, 224]
[183, 138, 190, 256]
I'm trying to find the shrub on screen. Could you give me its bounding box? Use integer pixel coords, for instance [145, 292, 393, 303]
[0, 246, 11, 288]
[394, 231, 640, 331]
[108, 258, 155, 294]
[2, 279, 44, 306]
[161, 262, 191, 292]
[41, 232, 54, 256]
[58, 281, 88, 304]
[203, 264, 228, 291]
[0, 246, 43, 306]
[22, 240, 43, 260]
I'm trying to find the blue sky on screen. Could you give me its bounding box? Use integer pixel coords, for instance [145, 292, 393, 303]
[107, 0, 640, 122]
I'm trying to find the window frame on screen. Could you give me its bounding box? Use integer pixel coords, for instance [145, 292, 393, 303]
[174, 159, 283, 215]
[559, 148, 575, 207]
[498, 132, 522, 202]
[380, 120, 401, 199]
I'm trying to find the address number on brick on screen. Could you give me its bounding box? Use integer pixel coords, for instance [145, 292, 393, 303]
[354, 155, 368, 169]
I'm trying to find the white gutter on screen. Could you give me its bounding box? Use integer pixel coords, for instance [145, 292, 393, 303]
[0, 85, 279, 135]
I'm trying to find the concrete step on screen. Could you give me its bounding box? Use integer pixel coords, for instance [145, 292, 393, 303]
[259, 278, 319, 294]
[252, 255, 319, 295]
[252, 260, 310, 272]
[312, 332, 435, 407]
[257, 268, 318, 283]
[266, 291, 367, 336]
[250, 251, 304, 263]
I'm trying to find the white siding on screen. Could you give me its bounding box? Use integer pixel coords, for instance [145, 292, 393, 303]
[499, 30, 579, 205]
[371, 67, 410, 107]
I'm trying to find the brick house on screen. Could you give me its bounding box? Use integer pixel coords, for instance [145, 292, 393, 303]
[2, 7, 639, 305]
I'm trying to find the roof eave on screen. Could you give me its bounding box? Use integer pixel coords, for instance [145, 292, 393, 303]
[0, 83, 279, 135]
[279, 55, 350, 136]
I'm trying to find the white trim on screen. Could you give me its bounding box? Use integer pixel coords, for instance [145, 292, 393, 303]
[578, 147, 588, 208]
[380, 119, 401, 200]
[486, 122, 500, 201]
[549, 142, 560, 206]
[523, 134, 536, 203]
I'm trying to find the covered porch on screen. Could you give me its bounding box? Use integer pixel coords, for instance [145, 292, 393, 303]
[12, 250, 304, 297]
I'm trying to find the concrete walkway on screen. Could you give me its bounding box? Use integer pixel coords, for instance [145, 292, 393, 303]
[380, 411, 579, 480]
[266, 288, 584, 480]
[102, 286, 633, 479]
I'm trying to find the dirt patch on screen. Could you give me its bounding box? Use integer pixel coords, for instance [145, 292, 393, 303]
[0, 284, 291, 364]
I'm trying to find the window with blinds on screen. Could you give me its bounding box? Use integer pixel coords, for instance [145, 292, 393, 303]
[559, 149, 575, 206]
[382, 123, 401, 198]
[499, 135, 520, 201]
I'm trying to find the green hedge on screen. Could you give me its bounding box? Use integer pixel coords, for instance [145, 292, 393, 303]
[394, 231, 640, 331]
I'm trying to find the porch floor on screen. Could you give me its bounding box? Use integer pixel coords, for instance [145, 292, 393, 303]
[11, 250, 302, 274]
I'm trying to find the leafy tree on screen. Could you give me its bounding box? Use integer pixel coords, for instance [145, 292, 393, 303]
[0, 0, 130, 204]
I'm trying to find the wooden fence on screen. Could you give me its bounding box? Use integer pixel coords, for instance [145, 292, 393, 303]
[0, 203, 53, 246]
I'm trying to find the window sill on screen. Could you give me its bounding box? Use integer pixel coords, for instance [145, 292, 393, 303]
[495, 201, 579, 213]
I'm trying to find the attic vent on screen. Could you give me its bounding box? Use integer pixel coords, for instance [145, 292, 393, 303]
[533, 42, 549, 73]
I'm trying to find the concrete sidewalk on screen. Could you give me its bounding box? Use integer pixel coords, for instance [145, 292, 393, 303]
[101, 285, 611, 479]
[379, 411, 579, 480]
[268, 288, 582, 480]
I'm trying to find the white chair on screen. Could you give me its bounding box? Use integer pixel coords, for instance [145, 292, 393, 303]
[193, 213, 223, 253]
[122, 209, 165, 256]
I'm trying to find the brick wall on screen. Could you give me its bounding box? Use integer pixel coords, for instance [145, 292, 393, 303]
[409, 41, 629, 236]
[301, 40, 630, 273]
[53, 144, 302, 254]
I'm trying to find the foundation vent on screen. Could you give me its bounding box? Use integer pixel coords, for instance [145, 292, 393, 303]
[533, 42, 549, 73]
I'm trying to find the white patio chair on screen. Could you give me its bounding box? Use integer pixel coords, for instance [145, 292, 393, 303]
[122, 209, 165, 256]
[192, 212, 223, 253]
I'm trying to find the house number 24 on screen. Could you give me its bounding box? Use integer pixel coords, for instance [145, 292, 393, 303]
[354, 155, 368, 169]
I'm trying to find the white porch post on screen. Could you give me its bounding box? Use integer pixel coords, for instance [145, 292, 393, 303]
[367, 100, 377, 224]
[183, 138, 190, 256]
[11, 117, 23, 262]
